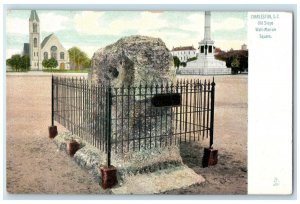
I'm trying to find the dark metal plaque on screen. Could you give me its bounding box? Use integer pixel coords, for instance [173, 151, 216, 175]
[151, 93, 181, 107]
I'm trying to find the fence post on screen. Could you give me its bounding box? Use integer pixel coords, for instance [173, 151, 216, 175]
[202, 77, 218, 168]
[101, 81, 118, 190]
[106, 83, 112, 167]
[51, 75, 54, 127]
[48, 75, 58, 138]
[209, 78, 215, 148]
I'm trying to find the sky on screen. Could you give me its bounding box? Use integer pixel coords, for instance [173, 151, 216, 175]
[6, 10, 247, 59]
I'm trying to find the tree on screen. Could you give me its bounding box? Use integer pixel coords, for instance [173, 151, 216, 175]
[42, 58, 58, 71]
[7, 54, 21, 71]
[180, 62, 187, 67]
[6, 54, 30, 72]
[20, 55, 30, 71]
[215, 49, 248, 73]
[231, 57, 240, 68]
[231, 56, 240, 74]
[173, 56, 180, 68]
[187, 57, 197, 62]
[68, 47, 91, 70]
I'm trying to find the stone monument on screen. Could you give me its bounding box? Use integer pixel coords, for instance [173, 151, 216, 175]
[91, 35, 179, 159]
[179, 11, 231, 75]
[90, 35, 175, 87]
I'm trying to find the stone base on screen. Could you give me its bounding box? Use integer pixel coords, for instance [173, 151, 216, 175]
[67, 140, 80, 157]
[177, 67, 231, 75]
[100, 166, 118, 189]
[48, 126, 58, 139]
[202, 148, 218, 167]
[112, 165, 205, 194]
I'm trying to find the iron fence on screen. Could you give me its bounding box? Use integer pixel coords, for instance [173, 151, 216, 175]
[51, 76, 215, 166]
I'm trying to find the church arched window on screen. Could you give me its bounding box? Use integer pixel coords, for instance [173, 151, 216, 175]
[44, 52, 48, 60]
[33, 23, 37, 32]
[51, 46, 57, 59]
[60, 52, 64, 60]
[34, 38, 37, 48]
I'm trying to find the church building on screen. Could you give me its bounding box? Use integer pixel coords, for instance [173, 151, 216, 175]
[23, 10, 69, 71]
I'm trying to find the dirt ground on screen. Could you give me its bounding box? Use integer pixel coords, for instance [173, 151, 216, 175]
[6, 74, 247, 195]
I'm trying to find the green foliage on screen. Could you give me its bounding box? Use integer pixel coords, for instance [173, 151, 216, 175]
[68, 47, 91, 70]
[173, 56, 180, 68]
[42, 58, 58, 71]
[231, 57, 240, 68]
[187, 57, 197, 62]
[20, 55, 30, 71]
[6, 54, 30, 72]
[180, 62, 187, 67]
[43, 68, 90, 73]
[215, 49, 248, 73]
[230, 57, 240, 74]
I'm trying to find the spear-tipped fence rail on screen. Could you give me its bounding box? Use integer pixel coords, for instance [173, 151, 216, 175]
[51, 76, 216, 167]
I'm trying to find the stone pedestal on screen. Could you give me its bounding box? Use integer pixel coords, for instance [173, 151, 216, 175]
[48, 126, 58, 138]
[202, 147, 218, 167]
[100, 166, 118, 189]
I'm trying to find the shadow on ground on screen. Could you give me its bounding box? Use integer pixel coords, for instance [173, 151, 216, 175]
[162, 142, 247, 195]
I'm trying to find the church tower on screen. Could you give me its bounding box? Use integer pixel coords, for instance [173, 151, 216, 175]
[29, 10, 41, 70]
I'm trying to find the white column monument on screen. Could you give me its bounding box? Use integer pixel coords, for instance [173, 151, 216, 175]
[179, 11, 231, 75]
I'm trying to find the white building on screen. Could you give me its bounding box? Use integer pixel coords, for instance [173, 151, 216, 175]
[241, 43, 248, 50]
[170, 46, 197, 62]
[23, 10, 69, 70]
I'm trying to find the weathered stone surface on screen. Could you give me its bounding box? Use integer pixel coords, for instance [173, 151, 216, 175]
[53, 132, 184, 185]
[90, 35, 176, 87]
[90, 35, 176, 153]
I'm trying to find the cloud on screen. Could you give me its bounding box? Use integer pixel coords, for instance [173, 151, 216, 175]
[74, 11, 105, 35]
[6, 17, 28, 35]
[6, 12, 72, 35]
[180, 13, 204, 32]
[39, 12, 72, 33]
[215, 39, 247, 51]
[6, 48, 23, 59]
[74, 11, 168, 36]
[212, 17, 246, 31]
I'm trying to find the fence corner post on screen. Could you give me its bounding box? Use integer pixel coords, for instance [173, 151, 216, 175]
[49, 75, 58, 139]
[202, 78, 218, 168]
[101, 81, 118, 189]
[209, 78, 215, 148]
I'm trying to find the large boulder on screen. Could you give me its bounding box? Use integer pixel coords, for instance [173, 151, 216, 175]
[89, 35, 177, 154]
[90, 35, 175, 87]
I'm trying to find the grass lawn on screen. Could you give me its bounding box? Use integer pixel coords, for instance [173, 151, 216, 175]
[42, 69, 90, 73]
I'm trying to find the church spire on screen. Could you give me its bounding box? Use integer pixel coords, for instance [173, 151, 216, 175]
[29, 10, 40, 22]
[29, 10, 41, 70]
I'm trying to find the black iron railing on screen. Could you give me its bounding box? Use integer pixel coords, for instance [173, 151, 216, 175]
[51, 76, 215, 166]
